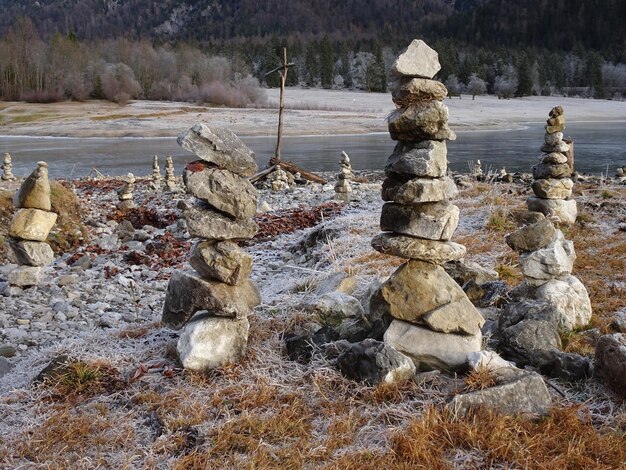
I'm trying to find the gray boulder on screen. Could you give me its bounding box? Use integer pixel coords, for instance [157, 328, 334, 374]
[162, 270, 261, 329]
[499, 319, 561, 367]
[384, 141, 447, 178]
[532, 178, 574, 199]
[177, 124, 257, 177]
[8, 266, 42, 287]
[388, 101, 456, 142]
[184, 202, 258, 240]
[5, 240, 54, 267]
[519, 234, 575, 283]
[189, 240, 253, 285]
[443, 259, 499, 286]
[380, 202, 459, 241]
[594, 333, 626, 398]
[177, 313, 249, 371]
[12, 161, 51, 211]
[9, 208, 57, 242]
[183, 161, 258, 219]
[505, 218, 557, 252]
[390, 39, 441, 78]
[533, 275, 592, 331]
[527, 196, 577, 225]
[382, 175, 457, 204]
[336, 339, 416, 385]
[539, 350, 592, 382]
[532, 163, 571, 180]
[391, 78, 448, 105]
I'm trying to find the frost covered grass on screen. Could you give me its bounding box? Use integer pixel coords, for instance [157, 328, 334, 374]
[1, 175, 625, 467]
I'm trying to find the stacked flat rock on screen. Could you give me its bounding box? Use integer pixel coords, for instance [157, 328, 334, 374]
[334, 151, 353, 195]
[2, 153, 16, 181]
[151, 155, 162, 189]
[373, 40, 484, 372]
[505, 214, 592, 331]
[527, 107, 577, 224]
[268, 167, 293, 192]
[162, 123, 261, 372]
[164, 156, 177, 190]
[6, 162, 57, 282]
[117, 173, 136, 210]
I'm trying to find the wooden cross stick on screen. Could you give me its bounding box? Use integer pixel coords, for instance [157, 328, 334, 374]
[265, 47, 295, 166]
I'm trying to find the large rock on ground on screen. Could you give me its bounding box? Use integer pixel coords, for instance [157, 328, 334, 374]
[506, 218, 557, 252]
[372, 233, 466, 263]
[184, 203, 257, 240]
[385, 141, 447, 178]
[443, 259, 499, 286]
[9, 209, 58, 242]
[384, 319, 482, 371]
[380, 202, 459, 241]
[5, 239, 54, 267]
[391, 78, 448, 105]
[594, 334, 626, 398]
[183, 161, 258, 219]
[390, 39, 441, 78]
[336, 339, 416, 385]
[162, 270, 261, 329]
[388, 101, 456, 142]
[532, 178, 574, 199]
[533, 275, 592, 331]
[527, 196, 577, 225]
[449, 373, 551, 416]
[12, 161, 51, 211]
[189, 240, 253, 285]
[382, 175, 457, 203]
[519, 234, 575, 283]
[499, 319, 561, 367]
[177, 313, 250, 371]
[7, 266, 42, 287]
[177, 124, 257, 177]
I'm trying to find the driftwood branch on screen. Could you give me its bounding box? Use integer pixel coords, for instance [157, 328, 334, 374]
[248, 162, 327, 185]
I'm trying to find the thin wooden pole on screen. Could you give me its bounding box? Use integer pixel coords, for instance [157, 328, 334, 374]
[273, 47, 288, 165]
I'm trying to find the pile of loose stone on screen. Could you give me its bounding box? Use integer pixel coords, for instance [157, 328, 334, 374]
[369, 40, 485, 372]
[527, 107, 577, 224]
[2, 153, 16, 181]
[162, 123, 261, 371]
[334, 151, 353, 198]
[6, 162, 57, 287]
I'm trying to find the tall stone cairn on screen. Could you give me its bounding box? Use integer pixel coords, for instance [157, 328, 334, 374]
[371, 40, 484, 372]
[151, 155, 162, 189]
[164, 156, 176, 190]
[6, 162, 57, 285]
[2, 153, 16, 181]
[334, 151, 353, 197]
[526, 107, 577, 224]
[117, 173, 136, 210]
[162, 123, 261, 371]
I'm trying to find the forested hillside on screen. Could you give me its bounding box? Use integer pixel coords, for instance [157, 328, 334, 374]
[1, 0, 625, 103]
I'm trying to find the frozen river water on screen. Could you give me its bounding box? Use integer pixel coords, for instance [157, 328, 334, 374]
[1, 121, 624, 178]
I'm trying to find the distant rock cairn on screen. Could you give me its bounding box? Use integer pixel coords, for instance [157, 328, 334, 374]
[151, 155, 162, 189]
[527, 106, 577, 224]
[162, 123, 261, 372]
[334, 151, 353, 197]
[6, 161, 57, 285]
[164, 156, 176, 190]
[117, 173, 136, 210]
[371, 39, 484, 372]
[2, 153, 16, 181]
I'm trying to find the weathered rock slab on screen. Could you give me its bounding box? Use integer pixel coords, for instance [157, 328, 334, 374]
[372, 233, 466, 263]
[388, 101, 456, 142]
[189, 240, 253, 285]
[390, 39, 441, 78]
[384, 319, 482, 371]
[519, 234, 575, 282]
[177, 314, 249, 371]
[506, 218, 557, 252]
[594, 333, 626, 398]
[336, 339, 416, 385]
[380, 202, 459, 241]
[177, 124, 257, 177]
[385, 140, 447, 178]
[5, 239, 54, 267]
[532, 163, 571, 180]
[12, 161, 51, 211]
[391, 78, 448, 105]
[8, 266, 42, 287]
[533, 275, 592, 331]
[532, 178, 573, 199]
[382, 175, 457, 203]
[527, 196, 577, 225]
[9, 209, 57, 242]
[162, 270, 261, 329]
[184, 203, 257, 240]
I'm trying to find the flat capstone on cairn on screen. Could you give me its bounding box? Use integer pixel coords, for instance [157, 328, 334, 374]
[164, 155, 177, 190]
[334, 151, 353, 200]
[371, 39, 485, 372]
[117, 173, 136, 210]
[2, 153, 16, 181]
[6, 161, 57, 287]
[162, 123, 261, 371]
[150, 155, 162, 190]
[526, 106, 577, 224]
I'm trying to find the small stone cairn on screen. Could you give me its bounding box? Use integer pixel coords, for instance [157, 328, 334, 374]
[526, 107, 577, 224]
[334, 151, 353, 198]
[371, 40, 485, 372]
[2, 153, 16, 181]
[150, 155, 162, 189]
[162, 123, 261, 371]
[117, 173, 136, 210]
[268, 167, 292, 192]
[6, 161, 57, 286]
[164, 156, 177, 190]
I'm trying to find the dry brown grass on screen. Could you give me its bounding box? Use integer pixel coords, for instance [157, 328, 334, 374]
[463, 367, 498, 392]
[350, 250, 404, 275]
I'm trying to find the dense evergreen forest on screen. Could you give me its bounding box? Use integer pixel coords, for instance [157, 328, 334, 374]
[1, 0, 625, 103]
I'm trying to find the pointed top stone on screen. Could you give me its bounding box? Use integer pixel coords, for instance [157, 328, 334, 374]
[13, 161, 51, 211]
[391, 40, 441, 79]
[178, 124, 257, 177]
